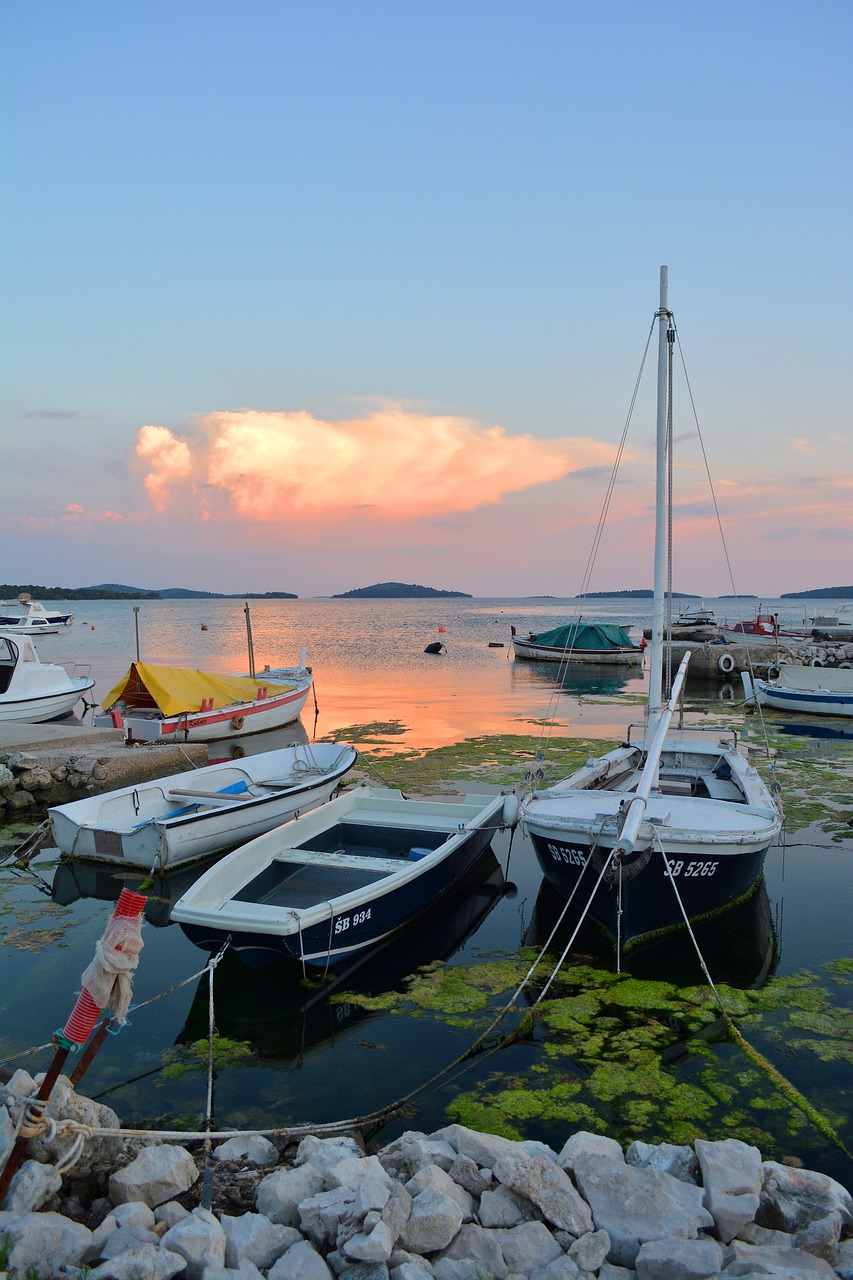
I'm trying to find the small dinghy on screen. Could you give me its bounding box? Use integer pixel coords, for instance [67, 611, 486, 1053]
[172, 786, 519, 967]
[49, 743, 358, 870]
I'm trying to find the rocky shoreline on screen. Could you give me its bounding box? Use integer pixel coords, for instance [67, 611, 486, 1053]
[1, 1072, 851, 1279]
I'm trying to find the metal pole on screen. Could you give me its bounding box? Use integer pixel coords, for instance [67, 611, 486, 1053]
[244, 602, 255, 680]
[649, 265, 671, 732]
[133, 607, 140, 662]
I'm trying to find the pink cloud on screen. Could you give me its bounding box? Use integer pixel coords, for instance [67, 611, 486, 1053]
[133, 407, 615, 524]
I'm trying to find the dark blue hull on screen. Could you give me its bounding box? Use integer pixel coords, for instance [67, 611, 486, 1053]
[180, 823, 496, 968]
[529, 833, 771, 947]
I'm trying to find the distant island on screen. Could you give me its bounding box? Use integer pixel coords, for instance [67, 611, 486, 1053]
[0, 583, 298, 601]
[780, 585, 853, 600]
[583, 589, 694, 599]
[333, 581, 472, 599]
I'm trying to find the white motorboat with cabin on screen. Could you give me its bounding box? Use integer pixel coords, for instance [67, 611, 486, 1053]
[0, 633, 94, 723]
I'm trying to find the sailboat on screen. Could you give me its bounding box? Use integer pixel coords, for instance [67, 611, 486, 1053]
[519, 268, 782, 951]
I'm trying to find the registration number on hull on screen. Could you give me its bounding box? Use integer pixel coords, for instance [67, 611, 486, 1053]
[546, 843, 719, 879]
[334, 908, 372, 935]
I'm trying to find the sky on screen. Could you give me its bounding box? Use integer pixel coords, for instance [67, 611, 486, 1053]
[2, 1, 851, 599]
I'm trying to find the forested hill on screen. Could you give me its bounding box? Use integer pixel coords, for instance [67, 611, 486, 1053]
[781, 586, 853, 599]
[333, 582, 471, 598]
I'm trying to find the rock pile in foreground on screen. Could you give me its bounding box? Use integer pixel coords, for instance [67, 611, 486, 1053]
[1, 1071, 852, 1279]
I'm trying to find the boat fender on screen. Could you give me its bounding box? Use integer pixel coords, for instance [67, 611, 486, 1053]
[767, 665, 780, 681]
[231, 715, 246, 730]
[110, 709, 124, 729]
[839, 662, 853, 669]
[502, 793, 520, 828]
[717, 652, 736, 673]
[808, 658, 823, 667]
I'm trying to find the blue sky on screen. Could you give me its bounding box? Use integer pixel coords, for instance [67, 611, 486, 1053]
[2, 1, 851, 597]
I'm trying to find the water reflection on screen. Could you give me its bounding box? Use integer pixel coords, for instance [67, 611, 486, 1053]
[52, 857, 221, 929]
[175, 853, 507, 1065]
[511, 660, 637, 699]
[523, 877, 779, 990]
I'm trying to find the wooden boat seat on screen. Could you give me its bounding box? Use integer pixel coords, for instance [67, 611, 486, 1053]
[272, 848, 407, 874]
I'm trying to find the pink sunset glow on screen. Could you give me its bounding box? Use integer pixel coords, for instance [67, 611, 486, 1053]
[134, 408, 616, 523]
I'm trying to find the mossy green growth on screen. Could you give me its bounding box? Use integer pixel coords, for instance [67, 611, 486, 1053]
[338, 951, 853, 1156]
[160, 1036, 255, 1081]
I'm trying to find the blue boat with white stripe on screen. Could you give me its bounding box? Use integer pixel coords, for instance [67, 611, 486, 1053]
[172, 786, 519, 968]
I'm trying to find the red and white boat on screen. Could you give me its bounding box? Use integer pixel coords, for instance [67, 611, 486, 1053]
[94, 656, 313, 743]
[719, 607, 811, 645]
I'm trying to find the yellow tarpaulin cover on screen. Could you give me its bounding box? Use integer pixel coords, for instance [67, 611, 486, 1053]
[101, 662, 295, 717]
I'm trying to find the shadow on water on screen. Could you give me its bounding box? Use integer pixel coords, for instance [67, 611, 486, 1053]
[523, 876, 779, 991]
[174, 851, 508, 1064]
[515, 660, 637, 699]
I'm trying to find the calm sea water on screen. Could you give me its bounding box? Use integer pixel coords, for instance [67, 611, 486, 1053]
[1, 596, 850, 1184]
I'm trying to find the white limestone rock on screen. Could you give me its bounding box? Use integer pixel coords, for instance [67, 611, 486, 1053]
[400, 1185, 465, 1254]
[89, 1242, 188, 1280]
[2, 1157, 62, 1213]
[558, 1131, 625, 1173]
[256, 1160, 325, 1226]
[406, 1163, 474, 1221]
[758, 1160, 853, 1233]
[0, 1100, 15, 1164]
[634, 1234, 724, 1278]
[446, 1152, 491, 1198]
[432, 1261, 490, 1280]
[219, 1210, 301, 1268]
[572, 1155, 714, 1268]
[567, 1227, 611, 1272]
[494, 1219, 563, 1274]
[201, 1261, 266, 1280]
[267, 1237, 335, 1280]
[112, 1199, 157, 1229]
[213, 1134, 279, 1167]
[836, 1237, 853, 1280]
[492, 1152, 594, 1236]
[433, 1122, 537, 1170]
[434, 1223, 509, 1278]
[721, 1238, 840, 1276]
[298, 1185, 358, 1250]
[626, 1140, 698, 1184]
[478, 1184, 537, 1228]
[0, 1207, 92, 1276]
[160, 1205, 227, 1280]
[295, 1133, 364, 1174]
[380, 1179, 413, 1242]
[110, 1143, 199, 1207]
[156, 1199, 192, 1227]
[99, 1222, 162, 1258]
[796, 1209, 844, 1264]
[380, 1131, 457, 1179]
[391, 1263, 436, 1280]
[342, 1218, 396, 1263]
[26, 1073, 124, 1176]
[695, 1137, 762, 1242]
[330, 1154, 394, 1215]
[529, 1257, 582, 1280]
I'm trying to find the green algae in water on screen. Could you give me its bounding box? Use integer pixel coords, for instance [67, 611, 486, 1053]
[336, 953, 853, 1157]
[160, 1036, 255, 1081]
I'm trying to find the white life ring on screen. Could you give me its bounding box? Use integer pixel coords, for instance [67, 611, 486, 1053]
[808, 658, 823, 668]
[717, 652, 735, 674]
[231, 715, 246, 730]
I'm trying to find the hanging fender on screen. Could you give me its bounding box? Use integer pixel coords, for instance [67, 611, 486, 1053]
[231, 715, 246, 730]
[502, 794, 520, 828]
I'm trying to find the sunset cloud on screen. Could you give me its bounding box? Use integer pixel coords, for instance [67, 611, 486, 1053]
[133, 408, 614, 523]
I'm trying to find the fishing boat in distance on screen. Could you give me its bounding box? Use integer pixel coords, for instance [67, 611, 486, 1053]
[511, 621, 643, 665]
[48, 742, 358, 870]
[93, 656, 313, 743]
[742, 664, 853, 719]
[172, 786, 519, 967]
[520, 268, 782, 952]
[0, 633, 94, 723]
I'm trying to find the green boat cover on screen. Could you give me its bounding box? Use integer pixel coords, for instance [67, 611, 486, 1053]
[528, 622, 636, 650]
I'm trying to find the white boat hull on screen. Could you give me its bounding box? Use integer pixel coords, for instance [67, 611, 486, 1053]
[95, 677, 313, 742]
[0, 632, 94, 723]
[743, 670, 853, 718]
[49, 743, 358, 869]
[0, 680, 94, 723]
[512, 638, 642, 664]
[172, 787, 517, 966]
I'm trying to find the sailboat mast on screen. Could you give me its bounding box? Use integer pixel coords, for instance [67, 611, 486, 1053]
[648, 265, 671, 728]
